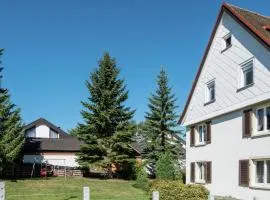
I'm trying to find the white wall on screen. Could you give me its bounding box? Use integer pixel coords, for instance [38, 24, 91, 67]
[35, 125, 50, 138]
[26, 124, 59, 138]
[182, 11, 270, 126]
[184, 10, 270, 199]
[23, 153, 79, 168]
[186, 101, 270, 200]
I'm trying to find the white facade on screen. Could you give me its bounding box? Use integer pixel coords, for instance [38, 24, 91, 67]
[23, 153, 79, 168]
[183, 7, 270, 200]
[182, 11, 270, 127]
[23, 119, 80, 168]
[25, 124, 59, 138]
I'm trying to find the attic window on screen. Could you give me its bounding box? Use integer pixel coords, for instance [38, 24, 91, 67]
[222, 33, 232, 52]
[225, 36, 231, 47]
[205, 80, 215, 104]
[49, 129, 58, 139]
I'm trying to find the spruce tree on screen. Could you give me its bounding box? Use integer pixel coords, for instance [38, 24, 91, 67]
[143, 69, 181, 166]
[75, 52, 135, 177]
[0, 49, 24, 172]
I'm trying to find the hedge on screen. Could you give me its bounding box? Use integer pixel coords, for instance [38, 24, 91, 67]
[150, 180, 209, 200]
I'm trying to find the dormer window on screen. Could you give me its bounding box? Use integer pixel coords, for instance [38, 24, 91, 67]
[225, 35, 231, 48]
[240, 59, 254, 89]
[222, 33, 232, 52]
[205, 80, 215, 104]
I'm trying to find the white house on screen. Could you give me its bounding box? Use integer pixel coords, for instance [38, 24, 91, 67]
[23, 118, 81, 168]
[179, 3, 270, 200]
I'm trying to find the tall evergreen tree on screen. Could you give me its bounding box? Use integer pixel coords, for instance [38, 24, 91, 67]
[143, 69, 181, 166]
[75, 52, 135, 177]
[0, 49, 24, 172]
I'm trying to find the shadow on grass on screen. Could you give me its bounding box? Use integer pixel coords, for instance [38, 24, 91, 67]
[3, 177, 56, 182]
[63, 196, 78, 200]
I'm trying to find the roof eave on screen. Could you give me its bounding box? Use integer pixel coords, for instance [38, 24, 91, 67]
[178, 5, 225, 125]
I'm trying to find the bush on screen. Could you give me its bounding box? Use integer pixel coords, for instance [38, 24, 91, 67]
[156, 152, 182, 181]
[134, 166, 150, 191]
[117, 161, 136, 180]
[150, 180, 209, 200]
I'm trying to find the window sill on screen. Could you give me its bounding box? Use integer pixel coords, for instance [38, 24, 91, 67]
[236, 83, 254, 92]
[195, 143, 207, 147]
[249, 185, 270, 191]
[221, 44, 232, 53]
[204, 99, 215, 106]
[251, 131, 270, 138]
[195, 180, 206, 185]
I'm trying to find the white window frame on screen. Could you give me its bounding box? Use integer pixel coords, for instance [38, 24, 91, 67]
[196, 162, 206, 183]
[239, 58, 254, 89]
[223, 33, 232, 50]
[205, 79, 215, 104]
[251, 158, 270, 189]
[253, 103, 270, 136]
[196, 124, 207, 146]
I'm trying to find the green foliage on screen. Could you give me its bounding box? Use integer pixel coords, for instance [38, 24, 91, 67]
[0, 49, 24, 172]
[156, 152, 182, 181]
[150, 180, 209, 200]
[74, 52, 135, 178]
[118, 159, 136, 180]
[134, 166, 150, 191]
[143, 69, 182, 166]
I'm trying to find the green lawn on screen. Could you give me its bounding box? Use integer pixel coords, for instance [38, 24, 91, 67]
[4, 177, 149, 200]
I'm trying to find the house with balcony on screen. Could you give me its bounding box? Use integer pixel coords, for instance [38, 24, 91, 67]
[179, 3, 270, 200]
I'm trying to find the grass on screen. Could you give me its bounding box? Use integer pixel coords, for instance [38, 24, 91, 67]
[4, 177, 149, 200]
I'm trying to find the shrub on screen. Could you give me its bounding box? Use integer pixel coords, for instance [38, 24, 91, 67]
[117, 161, 137, 180]
[156, 152, 182, 181]
[134, 166, 150, 191]
[150, 180, 209, 200]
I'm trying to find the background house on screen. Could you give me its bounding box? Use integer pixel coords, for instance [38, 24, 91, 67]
[23, 118, 81, 168]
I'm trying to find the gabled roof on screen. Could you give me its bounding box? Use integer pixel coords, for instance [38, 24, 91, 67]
[23, 118, 82, 152]
[179, 3, 270, 125]
[225, 3, 270, 46]
[24, 118, 72, 139]
[23, 138, 82, 152]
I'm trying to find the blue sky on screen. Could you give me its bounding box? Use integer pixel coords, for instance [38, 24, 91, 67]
[0, 0, 269, 131]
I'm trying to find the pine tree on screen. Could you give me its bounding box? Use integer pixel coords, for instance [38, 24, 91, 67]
[0, 49, 24, 172]
[75, 52, 135, 177]
[143, 69, 181, 166]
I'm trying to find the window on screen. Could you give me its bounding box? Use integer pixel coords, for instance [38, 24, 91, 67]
[257, 108, 264, 131]
[205, 80, 215, 104]
[196, 162, 205, 183]
[225, 35, 231, 48]
[240, 59, 253, 88]
[267, 107, 270, 130]
[256, 161, 264, 183]
[49, 129, 58, 138]
[222, 33, 232, 51]
[26, 127, 36, 138]
[255, 106, 270, 134]
[197, 124, 206, 145]
[253, 159, 270, 186]
[191, 161, 212, 184]
[267, 161, 270, 183]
